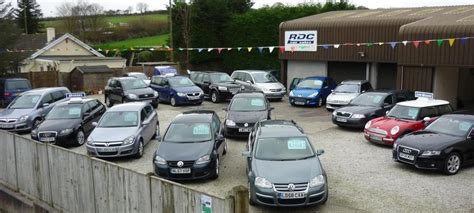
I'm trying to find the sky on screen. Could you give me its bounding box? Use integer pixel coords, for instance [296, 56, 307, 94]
[7, 0, 474, 17]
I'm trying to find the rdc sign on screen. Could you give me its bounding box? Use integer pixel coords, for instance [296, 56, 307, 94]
[284, 31, 318, 52]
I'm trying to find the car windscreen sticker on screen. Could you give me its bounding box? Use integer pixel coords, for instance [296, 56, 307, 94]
[69, 107, 81, 116]
[287, 139, 306, 150]
[251, 99, 264, 106]
[408, 108, 418, 118]
[459, 122, 472, 132]
[124, 112, 138, 124]
[193, 124, 210, 135]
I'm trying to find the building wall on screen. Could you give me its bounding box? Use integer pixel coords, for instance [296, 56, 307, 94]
[41, 39, 94, 56]
[20, 60, 126, 73]
[287, 60, 327, 88]
[457, 68, 474, 107]
[433, 67, 459, 109]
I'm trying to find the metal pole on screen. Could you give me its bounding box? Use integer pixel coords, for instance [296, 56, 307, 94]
[23, 0, 28, 34]
[169, 0, 174, 62]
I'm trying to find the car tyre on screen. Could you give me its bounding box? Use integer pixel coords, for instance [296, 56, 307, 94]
[105, 96, 113, 107]
[211, 91, 220, 103]
[170, 97, 177, 107]
[211, 157, 219, 179]
[134, 139, 144, 159]
[223, 140, 228, 155]
[248, 182, 257, 206]
[317, 98, 323, 107]
[443, 152, 462, 175]
[321, 184, 329, 204]
[75, 129, 85, 146]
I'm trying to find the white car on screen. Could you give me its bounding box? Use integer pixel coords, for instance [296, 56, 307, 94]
[124, 72, 151, 86]
[326, 80, 373, 110]
[231, 70, 286, 101]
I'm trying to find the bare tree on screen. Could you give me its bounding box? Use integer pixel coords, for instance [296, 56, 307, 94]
[56, 0, 104, 40]
[125, 6, 133, 14]
[136, 2, 149, 14]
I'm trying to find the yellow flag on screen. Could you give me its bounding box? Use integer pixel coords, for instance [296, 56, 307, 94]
[448, 38, 455, 47]
[247, 47, 252, 52]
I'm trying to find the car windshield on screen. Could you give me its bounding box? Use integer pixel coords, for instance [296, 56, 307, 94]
[255, 137, 315, 161]
[46, 105, 82, 120]
[164, 123, 212, 143]
[129, 73, 147, 80]
[334, 84, 359, 93]
[296, 79, 323, 89]
[350, 93, 385, 107]
[230, 97, 266, 111]
[252, 72, 278, 83]
[9, 95, 41, 109]
[98, 111, 138, 128]
[6, 80, 30, 90]
[426, 117, 473, 137]
[121, 79, 147, 90]
[387, 105, 419, 120]
[169, 77, 195, 87]
[210, 73, 234, 83]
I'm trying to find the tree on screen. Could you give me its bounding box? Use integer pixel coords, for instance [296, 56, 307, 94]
[172, 0, 192, 68]
[125, 6, 133, 14]
[15, 0, 43, 34]
[56, 0, 105, 41]
[0, 0, 21, 74]
[228, 0, 253, 14]
[136, 2, 149, 14]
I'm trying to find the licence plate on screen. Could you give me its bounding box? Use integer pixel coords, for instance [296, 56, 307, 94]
[294, 101, 305, 105]
[170, 168, 191, 174]
[336, 117, 348, 122]
[370, 134, 382, 141]
[278, 192, 306, 199]
[0, 124, 13, 128]
[239, 128, 252, 132]
[399, 153, 415, 161]
[98, 147, 117, 152]
[40, 137, 55, 142]
[188, 96, 200, 100]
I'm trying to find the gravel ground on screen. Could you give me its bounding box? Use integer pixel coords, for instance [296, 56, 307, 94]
[20, 95, 474, 212]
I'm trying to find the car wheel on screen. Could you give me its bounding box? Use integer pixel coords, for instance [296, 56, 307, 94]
[211, 91, 220, 103]
[75, 129, 85, 146]
[134, 139, 144, 158]
[317, 98, 323, 107]
[170, 97, 177, 107]
[443, 152, 462, 175]
[212, 157, 219, 179]
[248, 182, 256, 206]
[105, 96, 113, 107]
[223, 140, 228, 155]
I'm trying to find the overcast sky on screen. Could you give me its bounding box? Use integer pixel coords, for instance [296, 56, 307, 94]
[7, 0, 474, 17]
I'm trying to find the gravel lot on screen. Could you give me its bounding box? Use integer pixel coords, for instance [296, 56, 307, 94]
[20, 95, 474, 212]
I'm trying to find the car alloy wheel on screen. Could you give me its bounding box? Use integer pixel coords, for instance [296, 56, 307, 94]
[105, 96, 113, 107]
[318, 98, 323, 107]
[76, 130, 85, 146]
[135, 139, 144, 158]
[445, 153, 461, 175]
[211, 91, 218, 103]
[33, 119, 42, 128]
[171, 97, 177, 107]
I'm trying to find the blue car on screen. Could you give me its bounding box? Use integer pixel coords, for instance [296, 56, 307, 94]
[150, 75, 204, 107]
[0, 78, 32, 107]
[289, 76, 337, 107]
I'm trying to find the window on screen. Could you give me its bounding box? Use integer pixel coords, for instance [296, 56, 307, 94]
[144, 105, 153, 117]
[384, 95, 394, 105]
[202, 74, 210, 83]
[83, 103, 92, 114]
[87, 101, 98, 111]
[140, 108, 147, 122]
[152, 77, 163, 85]
[212, 115, 220, 133]
[108, 80, 116, 87]
[195, 73, 204, 82]
[436, 105, 453, 115]
[42, 93, 54, 104]
[419, 107, 437, 118]
[243, 73, 253, 82]
[232, 72, 242, 80]
[361, 83, 372, 92]
[396, 93, 407, 102]
[51, 91, 66, 102]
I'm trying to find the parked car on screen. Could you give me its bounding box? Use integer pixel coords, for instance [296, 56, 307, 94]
[190, 71, 242, 103]
[364, 98, 453, 145]
[0, 87, 70, 132]
[326, 80, 373, 111]
[86, 102, 159, 158]
[267, 70, 281, 83]
[289, 76, 337, 107]
[393, 114, 474, 175]
[104, 77, 159, 108]
[150, 75, 204, 106]
[332, 90, 415, 128]
[223, 92, 273, 138]
[243, 120, 328, 207]
[0, 78, 32, 107]
[31, 97, 106, 146]
[153, 110, 226, 180]
[231, 70, 286, 101]
[123, 72, 151, 85]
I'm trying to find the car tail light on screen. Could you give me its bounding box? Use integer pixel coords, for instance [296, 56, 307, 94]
[4, 92, 11, 97]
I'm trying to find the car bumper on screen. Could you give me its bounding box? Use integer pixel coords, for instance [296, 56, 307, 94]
[289, 96, 320, 106]
[263, 92, 285, 100]
[252, 185, 327, 207]
[86, 143, 137, 158]
[0, 121, 32, 132]
[332, 116, 368, 128]
[393, 151, 445, 170]
[364, 130, 395, 145]
[224, 126, 251, 138]
[175, 96, 204, 105]
[125, 97, 159, 105]
[326, 103, 349, 110]
[154, 162, 214, 181]
[32, 132, 76, 145]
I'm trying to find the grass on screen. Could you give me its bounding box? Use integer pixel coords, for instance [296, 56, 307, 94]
[95, 34, 169, 50]
[42, 13, 168, 28]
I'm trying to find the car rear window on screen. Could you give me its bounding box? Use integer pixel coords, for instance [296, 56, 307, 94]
[6, 80, 31, 90]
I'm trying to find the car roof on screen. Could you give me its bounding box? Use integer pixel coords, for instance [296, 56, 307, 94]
[127, 72, 145, 75]
[114, 77, 137, 81]
[363, 90, 405, 95]
[304, 76, 328, 80]
[1, 78, 28, 81]
[234, 70, 267, 74]
[341, 80, 369, 84]
[108, 102, 147, 111]
[397, 99, 450, 108]
[173, 110, 214, 123]
[23, 87, 68, 95]
[258, 120, 305, 138]
[442, 113, 474, 121]
[56, 98, 96, 106]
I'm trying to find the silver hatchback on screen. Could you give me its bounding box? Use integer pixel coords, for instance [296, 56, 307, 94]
[86, 102, 159, 158]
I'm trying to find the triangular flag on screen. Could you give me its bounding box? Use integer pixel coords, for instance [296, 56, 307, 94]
[390, 42, 397, 49]
[227, 48, 232, 51]
[378, 42, 384, 46]
[105, 49, 109, 54]
[448, 38, 455, 47]
[258, 47, 264, 54]
[460, 37, 468, 45]
[208, 48, 213, 52]
[149, 48, 155, 51]
[179, 48, 184, 51]
[367, 43, 373, 47]
[424, 40, 431, 45]
[402, 41, 408, 46]
[217, 48, 223, 54]
[130, 47, 135, 51]
[290, 46, 296, 53]
[269, 47, 275, 53]
[97, 48, 102, 52]
[237, 47, 242, 51]
[356, 43, 361, 47]
[333, 44, 340, 49]
[413, 41, 420, 48]
[198, 48, 203, 52]
[247, 47, 252, 52]
[322, 45, 329, 49]
[437, 39, 444, 47]
[279, 47, 285, 53]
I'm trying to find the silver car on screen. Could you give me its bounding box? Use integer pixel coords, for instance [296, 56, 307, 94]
[86, 102, 159, 158]
[326, 80, 373, 111]
[231, 70, 286, 101]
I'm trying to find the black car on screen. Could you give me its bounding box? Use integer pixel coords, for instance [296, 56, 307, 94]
[393, 114, 474, 175]
[243, 120, 328, 207]
[190, 71, 242, 103]
[104, 77, 159, 108]
[153, 110, 226, 180]
[31, 98, 106, 146]
[332, 90, 415, 128]
[223, 92, 273, 138]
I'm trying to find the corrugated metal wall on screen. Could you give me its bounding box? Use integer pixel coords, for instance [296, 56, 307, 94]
[397, 66, 434, 92]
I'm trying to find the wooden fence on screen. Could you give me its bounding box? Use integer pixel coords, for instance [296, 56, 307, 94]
[0, 131, 238, 213]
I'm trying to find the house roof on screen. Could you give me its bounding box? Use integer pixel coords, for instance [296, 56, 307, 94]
[12, 34, 48, 60]
[73, 65, 113, 74]
[36, 56, 125, 62]
[30, 33, 104, 59]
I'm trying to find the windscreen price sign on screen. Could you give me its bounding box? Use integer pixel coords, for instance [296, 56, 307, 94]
[285, 31, 317, 52]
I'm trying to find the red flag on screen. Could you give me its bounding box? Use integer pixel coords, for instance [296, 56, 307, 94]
[413, 41, 420, 48]
[279, 47, 285, 54]
[424, 40, 431, 45]
[217, 48, 223, 54]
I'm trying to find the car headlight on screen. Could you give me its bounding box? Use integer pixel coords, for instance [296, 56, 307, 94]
[87, 137, 94, 145]
[59, 128, 74, 136]
[195, 155, 211, 165]
[177, 92, 186, 97]
[289, 91, 295, 97]
[261, 87, 269, 92]
[390, 126, 400, 135]
[332, 111, 337, 116]
[308, 92, 319, 98]
[123, 136, 135, 145]
[218, 86, 228, 91]
[18, 115, 29, 122]
[309, 175, 325, 188]
[351, 114, 366, 119]
[393, 141, 398, 150]
[255, 177, 272, 189]
[154, 155, 167, 165]
[127, 94, 138, 99]
[153, 91, 159, 97]
[365, 120, 372, 129]
[422, 151, 441, 156]
[225, 120, 236, 126]
[31, 129, 37, 136]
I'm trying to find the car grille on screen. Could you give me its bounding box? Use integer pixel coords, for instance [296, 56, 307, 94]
[367, 128, 388, 136]
[38, 131, 58, 138]
[294, 97, 307, 102]
[397, 145, 420, 164]
[139, 94, 154, 99]
[277, 198, 306, 205]
[273, 183, 308, 192]
[236, 123, 255, 128]
[0, 119, 17, 123]
[93, 142, 123, 147]
[270, 89, 282, 92]
[336, 112, 352, 118]
[168, 161, 195, 168]
[186, 93, 200, 97]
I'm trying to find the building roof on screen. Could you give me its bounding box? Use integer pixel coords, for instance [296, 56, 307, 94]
[36, 56, 125, 61]
[73, 66, 112, 74]
[30, 33, 104, 59]
[397, 99, 450, 108]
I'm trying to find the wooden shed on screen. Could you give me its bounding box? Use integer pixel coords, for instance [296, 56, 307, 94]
[70, 65, 113, 92]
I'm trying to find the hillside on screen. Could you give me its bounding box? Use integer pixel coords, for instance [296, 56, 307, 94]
[95, 34, 169, 50]
[42, 13, 168, 28]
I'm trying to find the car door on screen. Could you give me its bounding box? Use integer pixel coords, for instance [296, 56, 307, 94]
[82, 102, 93, 133]
[378, 94, 395, 116]
[289, 78, 303, 92]
[194, 73, 205, 90]
[144, 104, 157, 142]
[213, 115, 224, 156]
[150, 77, 167, 102]
[108, 80, 121, 103]
[140, 105, 155, 142]
[320, 80, 331, 99]
[38, 93, 55, 118]
[201, 74, 212, 95]
[467, 128, 474, 163]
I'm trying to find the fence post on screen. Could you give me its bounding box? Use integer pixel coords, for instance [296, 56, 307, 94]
[230, 185, 248, 213]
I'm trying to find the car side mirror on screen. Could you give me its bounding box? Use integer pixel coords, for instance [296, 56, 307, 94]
[156, 135, 162, 142]
[423, 117, 431, 126]
[246, 80, 253, 84]
[92, 122, 98, 127]
[316, 149, 325, 156]
[242, 151, 251, 158]
[269, 107, 275, 111]
[383, 103, 391, 108]
[385, 111, 389, 115]
[468, 131, 474, 140]
[142, 120, 150, 126]
[42, 103, 50, 108]
[217, 134, 225, 141]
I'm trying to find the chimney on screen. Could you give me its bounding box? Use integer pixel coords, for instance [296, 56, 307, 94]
[46, 28, 56, 43]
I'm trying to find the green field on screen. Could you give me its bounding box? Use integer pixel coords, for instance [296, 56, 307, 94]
[95, 34, 169, 50]
[43, 13, 168, 28]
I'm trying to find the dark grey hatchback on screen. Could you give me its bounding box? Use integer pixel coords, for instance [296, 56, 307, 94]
[243, 120, 328, 207]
